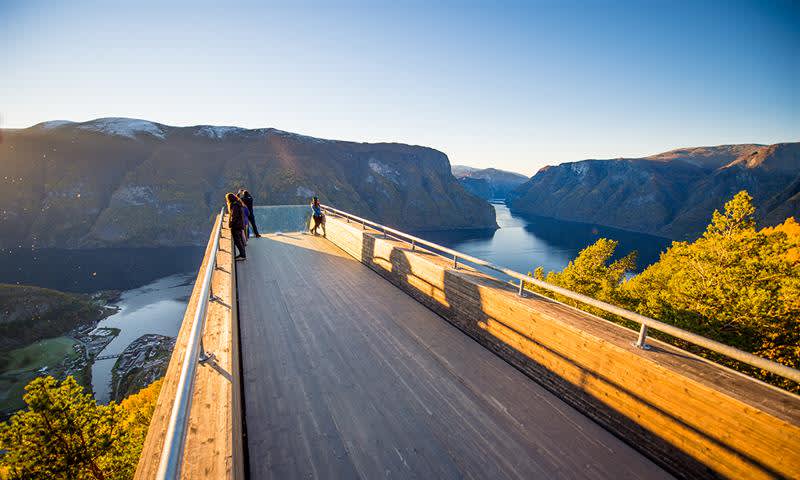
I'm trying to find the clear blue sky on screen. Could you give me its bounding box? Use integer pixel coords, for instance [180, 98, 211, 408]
[1, 0, 797, 175]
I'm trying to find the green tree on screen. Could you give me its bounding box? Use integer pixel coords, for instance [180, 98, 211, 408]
[704, 190, 756, 238]
[625, 191, 800, 385]
[0, 376, 158, 480]
[531, 238, 636, 312]
[530, 190, 799, 391]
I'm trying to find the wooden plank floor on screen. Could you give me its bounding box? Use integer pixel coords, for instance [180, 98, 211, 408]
[237, 233, 673, 480]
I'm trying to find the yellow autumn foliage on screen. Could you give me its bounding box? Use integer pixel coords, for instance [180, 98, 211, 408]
[0, 376, 163, 479]
[533, 191, 800, 392]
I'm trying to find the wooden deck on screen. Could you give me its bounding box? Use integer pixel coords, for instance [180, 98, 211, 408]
[237, 233, 671, 480]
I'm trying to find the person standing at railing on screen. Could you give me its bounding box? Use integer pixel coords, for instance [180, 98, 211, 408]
[311, 196, 325, 236]
[238, 189, 260, 238]
[240, 199, 250, 245]
[226, 193, 247, 260]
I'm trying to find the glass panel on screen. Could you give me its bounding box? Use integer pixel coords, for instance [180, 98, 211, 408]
[252, 205, 312, 234]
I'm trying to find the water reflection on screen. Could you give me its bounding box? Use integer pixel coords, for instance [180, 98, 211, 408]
[416, 204, 671, 276]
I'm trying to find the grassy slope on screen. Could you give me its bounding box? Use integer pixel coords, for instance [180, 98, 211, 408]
[0, 284, 111, 350]
[0, 337, 80, 413]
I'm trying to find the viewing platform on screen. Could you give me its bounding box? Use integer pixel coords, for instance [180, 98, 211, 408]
[135, 206, 800, 480]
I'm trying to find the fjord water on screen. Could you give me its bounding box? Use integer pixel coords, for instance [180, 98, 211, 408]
[0, 247, 202, 405]
[417, 204, 671, 276]
[1, 203, 669, 407]
[0, 246, 204, 293]
[90, 274, 193, 403]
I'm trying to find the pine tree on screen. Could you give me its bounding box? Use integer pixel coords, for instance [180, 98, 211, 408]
[0, 376, 163, 479]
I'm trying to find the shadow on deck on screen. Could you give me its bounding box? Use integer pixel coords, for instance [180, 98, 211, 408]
[236, 232, 671, 479]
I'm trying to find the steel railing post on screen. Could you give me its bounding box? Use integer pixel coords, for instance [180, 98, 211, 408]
[198, 337, 214, 363]
[209, 256, 220, 303]
[635, 324, 650, 349]
[518, 278, 525, 297]
[199, 283, 217, 364]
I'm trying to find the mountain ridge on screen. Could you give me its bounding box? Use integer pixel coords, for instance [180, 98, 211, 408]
[509, 142, 800, 239]
[0, 118, 496, 249]
[451, 165, 528, 200]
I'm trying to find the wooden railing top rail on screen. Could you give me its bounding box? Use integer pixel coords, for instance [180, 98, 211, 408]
[155, 208, 224, 479]
[321, 204, 800, 385]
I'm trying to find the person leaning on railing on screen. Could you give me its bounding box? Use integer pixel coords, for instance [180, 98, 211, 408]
[311, 196, 326, 236]
[238, 188, 260, 238]
[240, 198, 250, 245]
[226, 192, 247, 260]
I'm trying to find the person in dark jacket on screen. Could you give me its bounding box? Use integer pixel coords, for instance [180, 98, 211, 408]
[239, 198, 250, 245]
[242, 204, 250, 245]
[226, 193, 246, 260]
[238, 189, 260, 238]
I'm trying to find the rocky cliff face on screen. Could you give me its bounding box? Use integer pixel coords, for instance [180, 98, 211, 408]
[452, 165, 529, 200]
[0, 118, 496, 248]
[111, 334, 174, 402]
[509, 143, 800, 240]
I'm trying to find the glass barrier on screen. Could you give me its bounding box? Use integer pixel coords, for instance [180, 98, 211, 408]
[252, 205, 312, 234]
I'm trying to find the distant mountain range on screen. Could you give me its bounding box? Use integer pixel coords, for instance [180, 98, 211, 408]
[451, 165, 528, 200]
[4, 119, 794, 247]
[509, 143, 800, 240]
[0, 118, 496, 249]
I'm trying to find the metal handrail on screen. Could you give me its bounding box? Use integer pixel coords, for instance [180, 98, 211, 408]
[156, 209, 225, 479]
[321, 204, 800, 384]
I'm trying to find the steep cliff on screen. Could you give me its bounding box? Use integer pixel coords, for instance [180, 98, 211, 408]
[0, 118, 496, 248]
[508, 143, 800, 239]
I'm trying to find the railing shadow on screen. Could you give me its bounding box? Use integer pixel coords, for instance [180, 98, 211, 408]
[202, 355, 233, 383]
[354, 228, 787, 480]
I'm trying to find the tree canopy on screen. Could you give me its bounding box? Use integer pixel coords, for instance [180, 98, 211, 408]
[0, 376, 162, 480]
[532, 191, 800, 391]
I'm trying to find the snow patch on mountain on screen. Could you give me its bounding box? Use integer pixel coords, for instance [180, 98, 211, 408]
[570, 162, 589, 177]
[194, 125, 244, 139]
[79, 118, 165, 139]
[451, 165, 479, 177]
[369, 159, 400, 183]
[40, 120, 76, 129]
